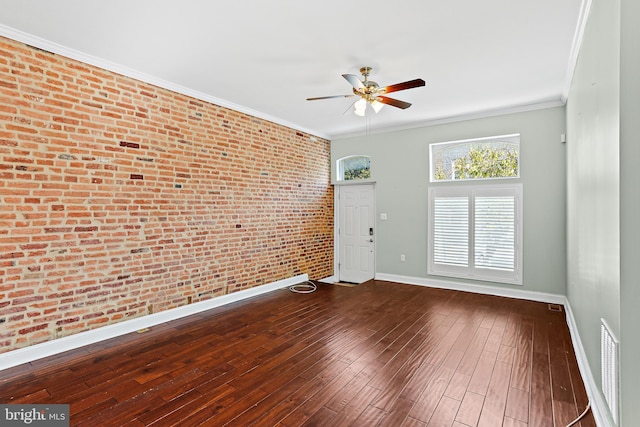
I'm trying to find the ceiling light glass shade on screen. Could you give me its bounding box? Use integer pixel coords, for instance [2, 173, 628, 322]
[371, 100, 384, 113]
[354, 98, 367, 116]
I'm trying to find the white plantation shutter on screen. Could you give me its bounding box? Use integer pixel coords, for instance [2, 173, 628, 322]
[474, 196, 515, 271]
[428, 184, 522, 285]
[433, 197, 469, 267]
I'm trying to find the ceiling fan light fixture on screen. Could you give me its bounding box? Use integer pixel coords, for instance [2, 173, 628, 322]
[354, 98, 367, 116]
[371, 99, 384, 113]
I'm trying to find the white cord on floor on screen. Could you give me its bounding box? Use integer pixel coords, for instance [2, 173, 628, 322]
[566, 402, 591, 427]
[289, 280, 317, 294]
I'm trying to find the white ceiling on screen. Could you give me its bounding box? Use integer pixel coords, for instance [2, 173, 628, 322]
[0, 0, 586, 139]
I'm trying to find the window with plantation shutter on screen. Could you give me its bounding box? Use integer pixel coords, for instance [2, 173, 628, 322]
[428, 184, 522, 285]
[474, 195, 515, 271]
[433, 196, 469, 267]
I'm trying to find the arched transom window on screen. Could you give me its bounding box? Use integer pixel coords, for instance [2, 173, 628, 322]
[337, 155, 371, 181]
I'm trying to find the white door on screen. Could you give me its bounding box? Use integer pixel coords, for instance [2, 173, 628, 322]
[339, 184, 375, 283]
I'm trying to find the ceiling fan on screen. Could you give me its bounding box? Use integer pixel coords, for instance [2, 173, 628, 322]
[307, 66, 425, 116]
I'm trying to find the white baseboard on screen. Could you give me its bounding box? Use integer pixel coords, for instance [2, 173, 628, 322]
[1, 272, 611, 427]
[0, 274, 308, 372]
[563, 299, 612, 427]
[374, 273, 566, 305]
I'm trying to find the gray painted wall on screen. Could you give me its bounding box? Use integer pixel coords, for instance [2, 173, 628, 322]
[567, 0, 640, 424]
[619, 0, 639, 424]
[332, 106, 567, 295]
[566, 1, 620, 422]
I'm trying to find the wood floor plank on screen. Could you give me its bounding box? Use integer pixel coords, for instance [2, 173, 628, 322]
[553, 399, 580, 427]
[176, 384, 268, 427]
[398, 362, 439, 403]
[497, 343, 516, 364]
[510, 319, 534, 391]
[503, 416, 528, 427]
[277, 360, 355, 426]
[299, 406, 336, 427]
[155, 383, 237, 425]
[455, 391, 485, 426]
[326, 384, 380, 426]
[402, 416, 428, 427]
[505, 386, 530, 423]
[532, 316, 550, 355]
[549, 359, 575, 404]
[318, 366, 372, 413]
[529, 351, 554, 427]
[477, 360, 512, 427]
[215, 375, 310, 426]
[73, 398, 121, 425]
[251, 376, 327, 427]
[0, 280, 596, 427]
[378, 396, 415, 427]
[408, 365, 455, 423]
[422, 323, 466, 367]
[368, 313, 433, 390]
[351, 404, 387, 427]
[443, 371, 471, 401]
[466, 350, 497, 396]
[501, 312, 522, 348]
[425, 395, 460, 427]
[370, 322, 447, 411]
[456, 326, 491, 376]
[483, 322, 506, 355]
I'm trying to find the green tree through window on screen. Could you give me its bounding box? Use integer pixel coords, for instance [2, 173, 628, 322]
[430, 135, 519, 181]
[338, 155, 371, 181]
[344, 166, 371, 180]
[453, 145, 518, 180]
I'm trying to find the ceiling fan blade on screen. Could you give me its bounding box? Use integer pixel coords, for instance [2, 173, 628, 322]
[342, 74, 365, 90]
[376, 96, 412, 109]
[307, 94, 355, 101]
[378, 78, 425, 94]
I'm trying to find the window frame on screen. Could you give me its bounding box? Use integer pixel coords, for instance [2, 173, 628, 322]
[336, 155, 372, 182]
[427, 183, 523, 285]
[429, 134, 520, 182]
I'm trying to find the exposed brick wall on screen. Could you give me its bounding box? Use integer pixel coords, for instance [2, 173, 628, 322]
[0, 37, 334, 353]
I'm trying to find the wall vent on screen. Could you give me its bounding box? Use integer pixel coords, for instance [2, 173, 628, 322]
[600, 318, 619, 425]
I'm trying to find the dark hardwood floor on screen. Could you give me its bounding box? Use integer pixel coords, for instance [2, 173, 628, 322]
[0, 280, 596, 427]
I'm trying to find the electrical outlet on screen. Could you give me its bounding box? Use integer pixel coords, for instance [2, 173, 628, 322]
[401, 254, 406, 262]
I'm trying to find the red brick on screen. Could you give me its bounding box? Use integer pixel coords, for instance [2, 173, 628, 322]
[0, 36, 333, 354]
[18, 323, 48, 335]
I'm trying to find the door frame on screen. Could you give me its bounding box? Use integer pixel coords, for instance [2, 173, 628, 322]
[334, 182, 376, 283]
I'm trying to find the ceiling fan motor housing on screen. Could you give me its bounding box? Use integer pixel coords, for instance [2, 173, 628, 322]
[355, 67, 379, 100]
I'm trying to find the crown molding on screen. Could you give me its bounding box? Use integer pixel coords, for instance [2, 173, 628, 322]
[332, 98, 565, 140]
[0, 25, 331, 141]
[561, 0, 593, 103]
